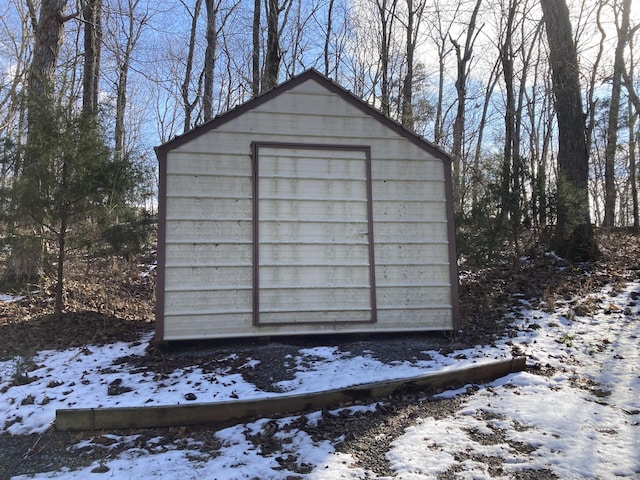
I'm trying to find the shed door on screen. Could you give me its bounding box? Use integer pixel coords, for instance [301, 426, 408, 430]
[253, 143, 376, 325]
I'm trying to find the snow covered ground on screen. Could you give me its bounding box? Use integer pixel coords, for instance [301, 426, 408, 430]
[1, 279, 639, 479]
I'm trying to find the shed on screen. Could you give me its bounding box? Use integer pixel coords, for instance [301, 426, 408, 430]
[154, 69, 459, 341]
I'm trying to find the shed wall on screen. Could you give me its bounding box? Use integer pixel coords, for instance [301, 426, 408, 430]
[160, 78, 456, 340]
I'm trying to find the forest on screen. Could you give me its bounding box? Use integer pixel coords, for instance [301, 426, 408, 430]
[0, 0, 639, 310]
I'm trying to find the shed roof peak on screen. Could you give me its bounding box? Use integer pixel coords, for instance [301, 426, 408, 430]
[155, 68, 450, 163]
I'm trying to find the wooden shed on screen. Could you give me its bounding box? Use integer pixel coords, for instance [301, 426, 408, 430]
[154, 69, 459, 341]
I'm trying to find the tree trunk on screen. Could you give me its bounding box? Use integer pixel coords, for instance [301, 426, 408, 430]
[630, 97, 639, 232]
[324, 0, 335, 77]
[115, 61, 128, 161]
[401, 0, 414, 129]
[113, 0, 147, 161]
[401, 0, 425, 130]
[603, 0, 631, 229]
[55, 156, 69, 318]
[181, 0, 203, 132]
[287, 1, 303, 76]
[203, 0, 218, 122]
[252, 0, 260, 95]
[499, 0, 516, 235]
[82, 0, 102, 116]
[629, 132, 640, 233]
[55, 221, 66, 317]
[433, 44, 446, 145]
[471, 58, 499, 221]
[540, 0, 597, 261]
[585, 1, 606, 154]
[537, 76, 554, 227]
[26, 0, 67, 105]
[628, 35, 639, 232]
[523, 21, 546, 229]
[375, 0, 397, 116]
[264, 0, 280, 91]
[430, 0, 455, 146]
[450, 0, 481, 214]
[5, 0, 68, 286]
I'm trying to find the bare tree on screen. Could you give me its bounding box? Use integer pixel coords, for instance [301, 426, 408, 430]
[202, 0, 240, 121]
[0, 0, 33, 173]
[401, 0, 427, 129]
[180, 0, 203, 132]
[82, 0, 102, 116]
[252, 0, 261, 95]
[622, 30, 640, 230]
[628, 92, 638, 230]
[105, 0, 149, 161]
[324, 0, 335, 76]
[497, 0, 540, 246]
[285, 0, 304, 75]
[603, 0, 632, 228]
[515, 13, 545, 231]
[524, 25, 554, 228]
[470, 55, 498, 213]
[497, 0, 516, 232]
[540, 0, 597, 261]
[203, 0, 217, 121]
[374, 0, 399, 116]
[265, 0, 279, 90]
[427, 0, 456, 146]
[450, 0, 482, 212]
[585, 0, 606, 153]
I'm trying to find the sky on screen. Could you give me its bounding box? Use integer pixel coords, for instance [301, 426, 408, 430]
[1, 262, 639, 478]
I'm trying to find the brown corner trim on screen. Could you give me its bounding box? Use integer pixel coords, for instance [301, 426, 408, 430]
[153, 147, 168, 342]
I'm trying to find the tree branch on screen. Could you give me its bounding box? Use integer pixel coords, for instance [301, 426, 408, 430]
[622, 67, 640, 117]
[25, 0, 38, 31]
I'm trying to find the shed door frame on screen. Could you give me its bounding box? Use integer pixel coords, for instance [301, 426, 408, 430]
[251, 141, 377, 326]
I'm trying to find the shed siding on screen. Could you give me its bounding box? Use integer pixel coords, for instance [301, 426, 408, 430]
[163, 144, 254, 338]
[255, 145, 374, 326]
[160, 75, 456, 340]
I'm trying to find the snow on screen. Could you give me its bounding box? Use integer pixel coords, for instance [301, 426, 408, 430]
[2, 278, 639, 479]
[0, 294, 25, 302]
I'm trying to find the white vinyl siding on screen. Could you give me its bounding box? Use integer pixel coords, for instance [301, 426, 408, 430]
[256, 145, 373, 325]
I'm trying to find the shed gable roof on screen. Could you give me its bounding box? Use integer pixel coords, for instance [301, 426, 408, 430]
[155, 69, 451, 163]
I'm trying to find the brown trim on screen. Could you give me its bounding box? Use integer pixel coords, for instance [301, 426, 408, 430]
[155, 69, 451, 164]
[251, 141, 377, 327]
[153, 146, 168, 342]
[251, 319, 377, 327]
[251, 142, 260, 327]
[364, 146, 377, 323]
[442, 158, 461, 331]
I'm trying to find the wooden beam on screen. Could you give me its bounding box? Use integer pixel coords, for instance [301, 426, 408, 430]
[55, 356, 526, 431]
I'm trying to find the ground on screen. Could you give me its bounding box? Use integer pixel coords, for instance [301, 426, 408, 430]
[0, 231, 639, 479]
